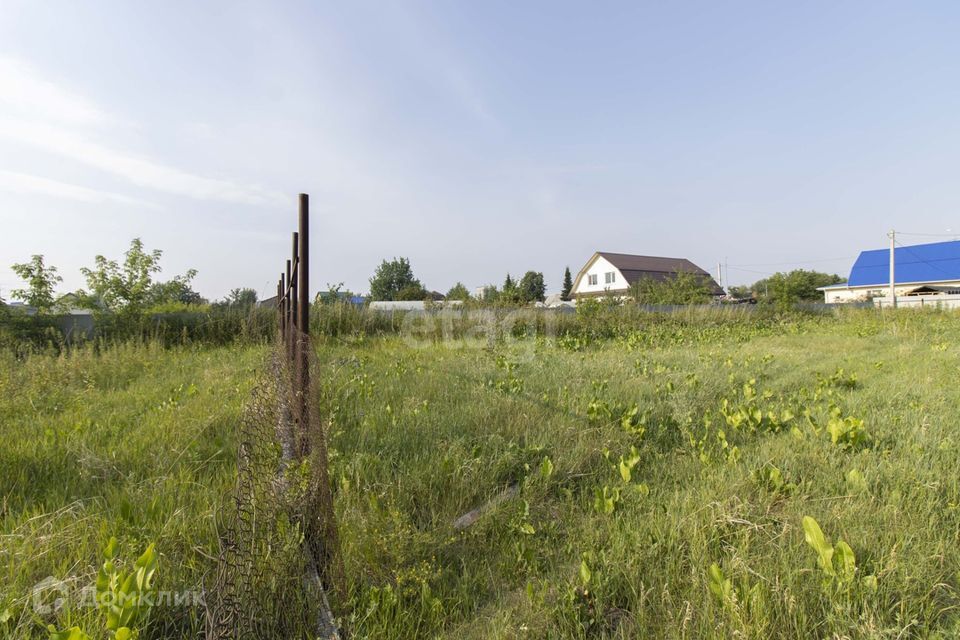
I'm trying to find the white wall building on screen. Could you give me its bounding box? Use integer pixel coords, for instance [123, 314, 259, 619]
[818, 239, 960, 306]
[570, 252, 723, 299]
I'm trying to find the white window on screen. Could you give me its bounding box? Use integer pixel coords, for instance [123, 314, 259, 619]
[588, 274, 598, 285]
[605, 271, 616, 284]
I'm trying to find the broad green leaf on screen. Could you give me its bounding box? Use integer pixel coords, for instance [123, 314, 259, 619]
[103, 537, 118, 560]
[539, 457, 554, 480]
[833, 541, 857, 584]
[845, 469, 867, 493]
[47, 626, 92, 640]
[579, 559, 592, 585]
[802, 516, 835, 576]
[708, 563, 732, 601]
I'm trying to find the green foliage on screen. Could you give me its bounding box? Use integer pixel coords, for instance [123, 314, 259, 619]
[501, 273, 520, 303]
[445, 282, 470, 301]
[561, 266, 573, 301]
[223, 287, 258, 308]
[727, 284, 753, 299]
[369, 257, 422, 301]
[801, 516, 875, 593]
[825, 408, 870, 449]
[7, 309, 960, 638]
[315, 282, 358, 305]
[79, 239, 163, 312]
[751, 269, 844, 306]
[708, 563, 733, 602]
[48, 537, 158, 640]
[593, 485, 620, 514]
[146, 269, 203, 306]
[478, 285, 499, 303]
[11, 254, 62, 313]
[629, 270, 715, 305]
[751, 463, 797, 495]
[96, 538, 158, 634]
[517, 271, 546, 303]
[395, 283, 428, 301]
[78, 239, 200, 313]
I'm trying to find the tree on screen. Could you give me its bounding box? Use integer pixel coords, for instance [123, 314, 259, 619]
[79, 238, 199, 312]
[518, 271, 546, 302]
[317, 282, 356, 305]
[446, 282, 470, 301]
[11, 255, 62, 313]
[225, 287, 258, 308]
[147, 269, 204, 306]
[754, 269, 844, 306]
[479, 285, 499, 303]
[501, 273, 520, 303]
[396, 284, 428, 300]
[369, 257, 423, 301]
[630, 271, 714, 305]
[561, 266, 573, 301]
[727, 285, 753, 299]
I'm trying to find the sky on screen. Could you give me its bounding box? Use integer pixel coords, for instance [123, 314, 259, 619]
[2, 0, 960, 300]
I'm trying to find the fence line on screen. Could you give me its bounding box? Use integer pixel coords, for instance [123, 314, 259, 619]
[206, 194, 342, 639]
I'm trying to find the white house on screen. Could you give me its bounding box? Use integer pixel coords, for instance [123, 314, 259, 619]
[571, 252, 724, 299]
[818, 239, 960, 307]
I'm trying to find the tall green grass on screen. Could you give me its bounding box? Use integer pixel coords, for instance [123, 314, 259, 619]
[318, 309, 960, 638]
[3, 309, 960, 638]
[0, 342, 265, 638]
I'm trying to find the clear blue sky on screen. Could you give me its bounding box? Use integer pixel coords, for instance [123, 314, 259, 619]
[2, 1, 960, 299]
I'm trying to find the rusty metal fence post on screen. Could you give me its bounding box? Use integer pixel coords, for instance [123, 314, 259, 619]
[297, 195, 310, 457]
[275, 194, 342, 636]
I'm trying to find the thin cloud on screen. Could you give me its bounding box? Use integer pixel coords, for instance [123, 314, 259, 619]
[0, 56, 286, 207]
[0, 169, 161, 209]
[0, 119, 287, 206]
[0, 56, 116, 128]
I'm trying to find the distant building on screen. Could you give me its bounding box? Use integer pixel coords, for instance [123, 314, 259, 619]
[368, 300, 463, 312]
[570, 252, 723, 299]
[819, 239, 960, 307]
[473, 285, 496, 299]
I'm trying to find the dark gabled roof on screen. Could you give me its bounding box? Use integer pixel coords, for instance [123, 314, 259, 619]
[594, 252, 724, 295]
[598, 252, 708, 276]
[848, 240, 960, 286]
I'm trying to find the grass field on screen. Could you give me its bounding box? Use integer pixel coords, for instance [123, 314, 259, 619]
[3, 310, 960, 638]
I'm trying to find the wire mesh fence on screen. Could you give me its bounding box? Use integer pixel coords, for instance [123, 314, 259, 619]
[204, 194, 342, 639]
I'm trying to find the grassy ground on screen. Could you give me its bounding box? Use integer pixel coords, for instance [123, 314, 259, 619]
[319, 310, 960, 639]
[3, 310, 960, 638]
[0, 342, 266, 638]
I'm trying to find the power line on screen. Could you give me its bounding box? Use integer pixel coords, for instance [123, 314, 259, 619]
[894, 231, 960, 238]
[725, 265, 777, 276]
[727, 256, 857, 267]
[893, 238, 958, 280]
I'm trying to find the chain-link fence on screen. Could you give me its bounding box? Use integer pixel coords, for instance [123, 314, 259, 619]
[204, 334, 342, 639]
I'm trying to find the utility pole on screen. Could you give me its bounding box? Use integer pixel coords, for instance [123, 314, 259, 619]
[888, 229, 896, 309]
[717, 262, 723, 292]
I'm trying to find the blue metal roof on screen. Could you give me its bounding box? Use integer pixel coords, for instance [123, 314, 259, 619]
[848, 239, 960, 286]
